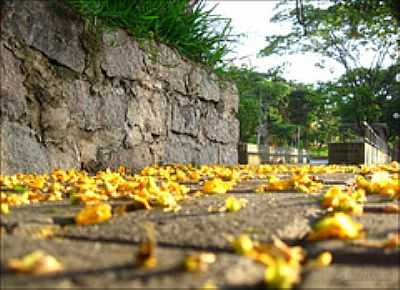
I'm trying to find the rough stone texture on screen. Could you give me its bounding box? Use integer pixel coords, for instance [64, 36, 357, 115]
[1, 1, 85, 73]
[0, 44, 28, 123]
[0, 121, 50, 174]
[54, 191, 321, 250]
[0, 1, 239, 174]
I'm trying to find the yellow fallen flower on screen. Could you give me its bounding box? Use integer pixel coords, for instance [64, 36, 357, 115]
[223, 196, 248, 212]
[231, 235, 304, 290]
[265, 257, 301, 290]
[75, 203, 112, 225]
[307, 212, 364, 240]
[184, 252, 216, 272]
[231, 234, 255, 256]
[1, 203, 9, 214]
[199, 280, 218, 290]
[321, 186, 363, 215]
[202, 178, 232, 194]
[8, 250, 64, 275]
[305, 251, 332, 269]
[356, 173, 399, 198]
[256, 174, 322, 194]
[135, 223, 157, 269]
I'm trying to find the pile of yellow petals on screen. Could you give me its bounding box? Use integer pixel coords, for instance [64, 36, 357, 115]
[1, 163, 398, 218]
[0, 168, 192, 215]
[359, 161, 399, 175]
[140, 164, 241, 184]
[202, 178, 235, 194]
[8, 250, 64, 275]
[231, 235, 330, 289]
[75, 203, 112, 225]
[256, 174, 323, 194]
[307, 212, 364, 240]
[355, 172, 400, 199]
[321, 186, 365, 215]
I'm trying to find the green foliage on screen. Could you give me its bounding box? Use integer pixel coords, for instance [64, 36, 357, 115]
[226, 66, 337, 147]
[324, 64, 400, 141]
[65, 0, 236, 69]
[308, 146, 328, 157]
[259, 0, 399, 144]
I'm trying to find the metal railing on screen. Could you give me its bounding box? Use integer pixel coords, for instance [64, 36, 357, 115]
[361, 121, 389, 154]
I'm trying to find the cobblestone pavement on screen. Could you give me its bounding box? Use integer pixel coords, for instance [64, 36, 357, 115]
[1, 173, 399, 289]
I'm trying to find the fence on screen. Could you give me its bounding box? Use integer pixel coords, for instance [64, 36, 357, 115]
[329, 122, 391, 165]
[328, 142, 391, 164]
[238, 143, 308, 165]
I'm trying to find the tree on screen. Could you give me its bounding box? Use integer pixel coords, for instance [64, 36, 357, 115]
[260, 0, 398, 73]
[226, 66, 337, 148]
[260, 0, 399, 141]
[323, 64, 400, 140]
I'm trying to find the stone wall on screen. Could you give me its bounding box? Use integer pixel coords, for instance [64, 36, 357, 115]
[0, 1, 239, 174]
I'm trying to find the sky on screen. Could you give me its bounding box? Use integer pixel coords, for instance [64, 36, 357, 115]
[205, 1, 346, 84]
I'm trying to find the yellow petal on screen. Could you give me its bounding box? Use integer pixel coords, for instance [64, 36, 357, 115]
[8, 250, 64, 275]
[1, 203, 9, 214]
[75, 203, 112, 225]
[202, 178, 230, 194]
[184, 252, 216, 272]
[308, 213, 364, 240]
[231, 235, 254, 255]
[225, 196, 247, 212]
[264, 258, 300, 289]
[135, 223, 157, 269]
[306, 251, 332, 269]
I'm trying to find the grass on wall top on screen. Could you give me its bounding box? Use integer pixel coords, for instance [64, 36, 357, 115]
[65, 0, 237, 70]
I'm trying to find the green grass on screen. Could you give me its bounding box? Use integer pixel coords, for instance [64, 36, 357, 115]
[308, 146, 328, 157]
[65, 0, 236, 69]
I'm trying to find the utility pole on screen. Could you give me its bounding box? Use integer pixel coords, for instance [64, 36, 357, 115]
[394, 112, 400, 161]
[257, 86, 268, 145]
[256, 86, 269, 162]
[297, 126, 301, 163]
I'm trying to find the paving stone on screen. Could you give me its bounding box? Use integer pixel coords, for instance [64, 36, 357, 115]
[1, 234, 264, 289]
[60, 191, 322, 250]
[300, 263, 399, 289]
[355, 212, 399, 239]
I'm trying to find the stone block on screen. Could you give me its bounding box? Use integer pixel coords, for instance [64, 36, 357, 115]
[217, 81, 239, 116]
[1, 1, 85, 73]
[127, 90, 167, 137]
[189, 67, 220, 102]
[219, 144, 238, 164]
[0, 121, 49, 174]
[103, 146, 153, 171]
[204, 107, 239, 144]
[147, 43, 189, 94]
[101, 30, 146, 80]
[0, 44, 28, 122]
[171, 103, 200, 136]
